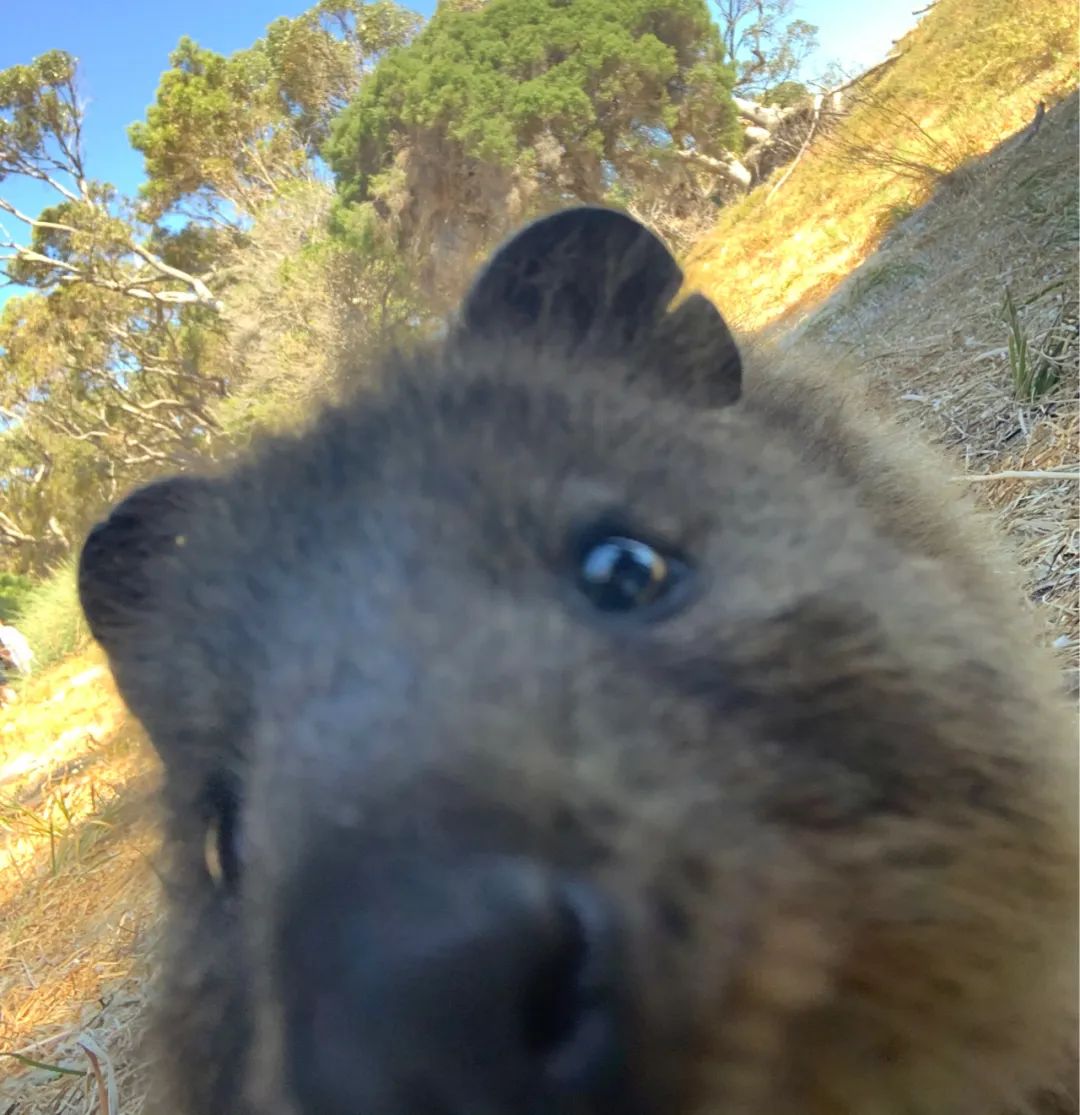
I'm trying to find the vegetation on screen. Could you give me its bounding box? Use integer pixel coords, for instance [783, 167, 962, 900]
[712, 0, 817, 98]
[0, 49, 231, 574]
[325, 0, 743, 299]
[683, 0, 1078, 328]
[0, 570, 32, 619]
[10, 559, 88, 670]
[128, 1, 422, 220]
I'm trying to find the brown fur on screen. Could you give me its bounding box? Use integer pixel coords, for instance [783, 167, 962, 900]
[79, 208, 1077, 1115]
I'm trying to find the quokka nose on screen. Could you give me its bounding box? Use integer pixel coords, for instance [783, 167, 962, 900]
[278, 854, 637, 1115]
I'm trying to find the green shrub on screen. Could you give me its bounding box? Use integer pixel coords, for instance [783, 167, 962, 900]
[13, 559, 89, 673]
[0, 571, 35, 621]
[1002, 285, 1059, 401]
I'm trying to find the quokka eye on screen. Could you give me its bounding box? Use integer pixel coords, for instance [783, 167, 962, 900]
[577, 533, 689, 615]
[203, 778, 242, 891]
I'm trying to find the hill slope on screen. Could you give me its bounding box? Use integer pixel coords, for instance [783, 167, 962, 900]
[686, 0, 1078, 667]
[685, 0, 1077, 330]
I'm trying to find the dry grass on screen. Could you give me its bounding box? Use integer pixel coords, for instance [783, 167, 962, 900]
[0, 2, 1077, 1109]
[0, 650, 160, 1113]
[684, 0, 1078, 332]
[685, 0, 1078, 680]
[785, 90, 1080, 677]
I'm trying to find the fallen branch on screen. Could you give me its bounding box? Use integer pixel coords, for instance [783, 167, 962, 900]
[956, 469, 1080, 482]
[733, 96, 786, 130]
[673, 148, 752, 188]
[766, 95, 825, 203]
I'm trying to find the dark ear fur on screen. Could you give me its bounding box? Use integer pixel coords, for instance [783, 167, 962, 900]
[460, 206, 682, 356]
[458, 206, 741, 406]
[79, 474, 210, 651]
[639, 293, 743, 408]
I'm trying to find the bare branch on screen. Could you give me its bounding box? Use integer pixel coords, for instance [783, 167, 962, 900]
[0, 155, 82, 205]
[2, 247, 84, 276]
[674, 148, 753, 188]
[0, 196, 83, 236]
[50, 272, 217, 308]
[126, 240, 223, 310]
[733, 96, 786, 130]
[766, 95, 824, 203]
[0, 511, 39, 544]
[34, 409, 111, 442]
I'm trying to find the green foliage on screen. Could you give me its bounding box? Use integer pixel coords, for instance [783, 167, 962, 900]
[0, 50, 82, 188]
[0, 47, 249, 575]
[0, 276, 229, 574]
[129, 36, 304, 219]
[0, 572, 34, 620]
[326, 0, 738, 296]
[331, 0, 735, 190]
[130, 2, 420, 219]
[1002, 285, 1058, 401]
[13, 559, 88, 671]
[266, 1, 422, 139]
[329, 0, 739, 197]
[764, 79, 808, 108]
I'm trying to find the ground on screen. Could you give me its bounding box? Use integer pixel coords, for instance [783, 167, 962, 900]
[1, 22, 1077, 1115]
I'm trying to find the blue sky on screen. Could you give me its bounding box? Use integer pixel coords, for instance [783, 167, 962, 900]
[0, 0, 917, 306]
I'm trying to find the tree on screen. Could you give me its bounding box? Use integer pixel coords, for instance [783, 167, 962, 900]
[325, 0, 741, 289]
[129, 1, 421, 223]
[712, 0, 817, 98]
[0, 50, 234, 571]
[0, 19, 422, 572]
[1, 53, 222, 311]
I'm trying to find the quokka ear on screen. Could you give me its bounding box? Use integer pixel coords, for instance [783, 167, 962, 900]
[636, 292, 743, 408]
[457, 206, 683, 358]
[456, 205, 742, 406]
[78, 474, 213, 654]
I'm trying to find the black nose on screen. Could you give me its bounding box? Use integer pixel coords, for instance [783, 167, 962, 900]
[278, 855, 635, 1115]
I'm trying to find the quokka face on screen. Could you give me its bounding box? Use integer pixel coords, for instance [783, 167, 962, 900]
[80, 207, 1078, 1115]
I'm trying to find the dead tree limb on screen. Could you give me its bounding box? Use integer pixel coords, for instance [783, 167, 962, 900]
[674, 148, 753, 188]
[766, 95, 825, 203]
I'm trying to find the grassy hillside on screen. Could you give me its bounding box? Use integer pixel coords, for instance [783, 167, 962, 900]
[687, 0, 1078, 666]
[0, 1, 1077, 1109]
[685, 0, 1077, 329]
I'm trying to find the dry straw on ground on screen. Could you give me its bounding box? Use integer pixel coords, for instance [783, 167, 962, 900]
[791, 91, 1080, 679]
[0, 651, 161, 1113]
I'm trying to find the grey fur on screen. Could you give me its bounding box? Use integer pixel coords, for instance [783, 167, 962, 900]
[80, 207, 1077, 1115]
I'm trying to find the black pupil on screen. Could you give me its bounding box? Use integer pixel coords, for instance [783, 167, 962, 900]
[580, 537, 668, 612]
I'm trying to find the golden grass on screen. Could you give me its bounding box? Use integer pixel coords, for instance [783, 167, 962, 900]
[782, 90, 1080, 676]
[0, 649, 160, 1112]
[684, 0, 1079, 332]
[0, 2, 1077, 1108]
[685, 0, 1078, 680]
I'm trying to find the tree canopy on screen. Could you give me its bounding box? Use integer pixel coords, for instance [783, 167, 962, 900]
[712, 0, 818, 98]
[325, 0, 740, 292]
[129, 1, 421, 221]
